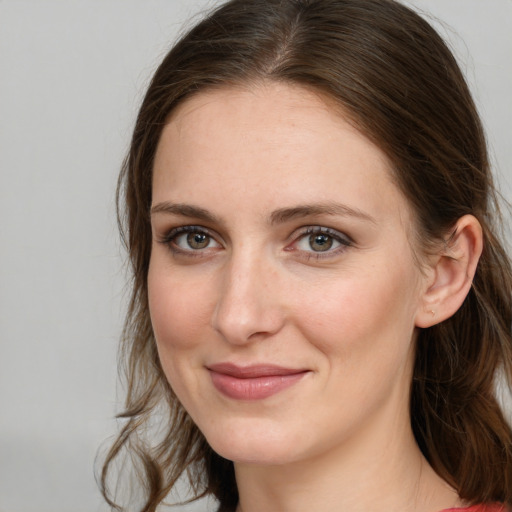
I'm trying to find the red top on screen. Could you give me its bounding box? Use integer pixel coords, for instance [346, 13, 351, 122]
[441, 505, 506, 512]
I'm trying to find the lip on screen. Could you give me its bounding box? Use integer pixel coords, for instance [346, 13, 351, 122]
[207, 363, 309, 400]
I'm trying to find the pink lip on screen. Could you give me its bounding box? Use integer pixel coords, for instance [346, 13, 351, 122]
[207, 363, 309, 400]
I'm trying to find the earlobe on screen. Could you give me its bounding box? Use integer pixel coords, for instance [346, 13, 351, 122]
[415, 215, 483, 328]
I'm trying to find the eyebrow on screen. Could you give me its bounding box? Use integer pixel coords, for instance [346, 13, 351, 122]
[269, 203, 377, 225]
[151, 201, 376, 225]
[150, 202, 221, 224]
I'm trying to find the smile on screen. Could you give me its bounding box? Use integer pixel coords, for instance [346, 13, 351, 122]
[207, 363, 310, 400]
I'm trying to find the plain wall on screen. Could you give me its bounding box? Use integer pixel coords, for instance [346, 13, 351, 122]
[0, 1, 510, 511]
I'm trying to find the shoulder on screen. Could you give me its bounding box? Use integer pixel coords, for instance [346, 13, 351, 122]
[441, 504, 507, 512]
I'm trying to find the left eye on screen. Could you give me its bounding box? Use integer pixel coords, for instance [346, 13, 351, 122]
[306, 233, 336, 252]
[294, 229, 350, 253]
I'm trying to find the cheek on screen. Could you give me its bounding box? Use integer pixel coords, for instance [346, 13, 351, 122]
[291, 263, 420, 428]
[295, 261, 420, 363]
[147, 260, 214, 353]
[147, 259, 217, 405]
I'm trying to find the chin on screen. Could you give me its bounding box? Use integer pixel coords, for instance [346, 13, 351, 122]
[212, 442, 298, 466]
[202, 418, 304, 466]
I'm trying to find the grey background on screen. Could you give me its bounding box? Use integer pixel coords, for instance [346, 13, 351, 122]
[0, 1, 510, 511]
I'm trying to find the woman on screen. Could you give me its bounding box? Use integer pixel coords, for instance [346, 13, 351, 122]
[101, 0, 512, 511]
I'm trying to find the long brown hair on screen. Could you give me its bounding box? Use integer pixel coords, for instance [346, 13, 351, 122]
[101, 0, 512, 510]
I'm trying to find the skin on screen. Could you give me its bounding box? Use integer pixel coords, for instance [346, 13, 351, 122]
[148, 82, 475, 512]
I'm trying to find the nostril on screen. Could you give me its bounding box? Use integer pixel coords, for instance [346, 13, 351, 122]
[211, 285, 284, 345]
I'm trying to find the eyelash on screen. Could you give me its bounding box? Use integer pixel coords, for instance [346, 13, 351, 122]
[157, 225, 353, 259]
[289, 226, 353, 260]
[157, 225, 220, 257]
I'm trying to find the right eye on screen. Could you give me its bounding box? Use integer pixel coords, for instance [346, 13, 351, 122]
[160, 226, 222, 254]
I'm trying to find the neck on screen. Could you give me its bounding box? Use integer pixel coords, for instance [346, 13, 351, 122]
[234, 407, 460, 512]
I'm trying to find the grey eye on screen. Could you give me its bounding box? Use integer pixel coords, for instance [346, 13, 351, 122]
[309, 234, 333, 252]
[187, 232, 210, 249]
[294, 228, 349, 255]
[171, 229, 221, 251]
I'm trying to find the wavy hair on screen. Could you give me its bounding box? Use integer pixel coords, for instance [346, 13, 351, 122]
[101, 0, 512, 510]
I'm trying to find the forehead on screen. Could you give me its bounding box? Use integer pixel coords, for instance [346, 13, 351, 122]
[166, 83, 362, 156]
[152, 82, 412, 230]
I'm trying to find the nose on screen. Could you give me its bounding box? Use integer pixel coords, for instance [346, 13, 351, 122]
[211, 252, 285, 345]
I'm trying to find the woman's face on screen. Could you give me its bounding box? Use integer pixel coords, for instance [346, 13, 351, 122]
[148, 83, 430, 466]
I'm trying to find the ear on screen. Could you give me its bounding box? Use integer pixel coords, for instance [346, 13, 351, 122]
[415, 215, 483, 328]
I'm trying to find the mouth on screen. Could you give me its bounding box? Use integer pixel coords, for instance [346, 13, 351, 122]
[207, 363, 310, 401]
